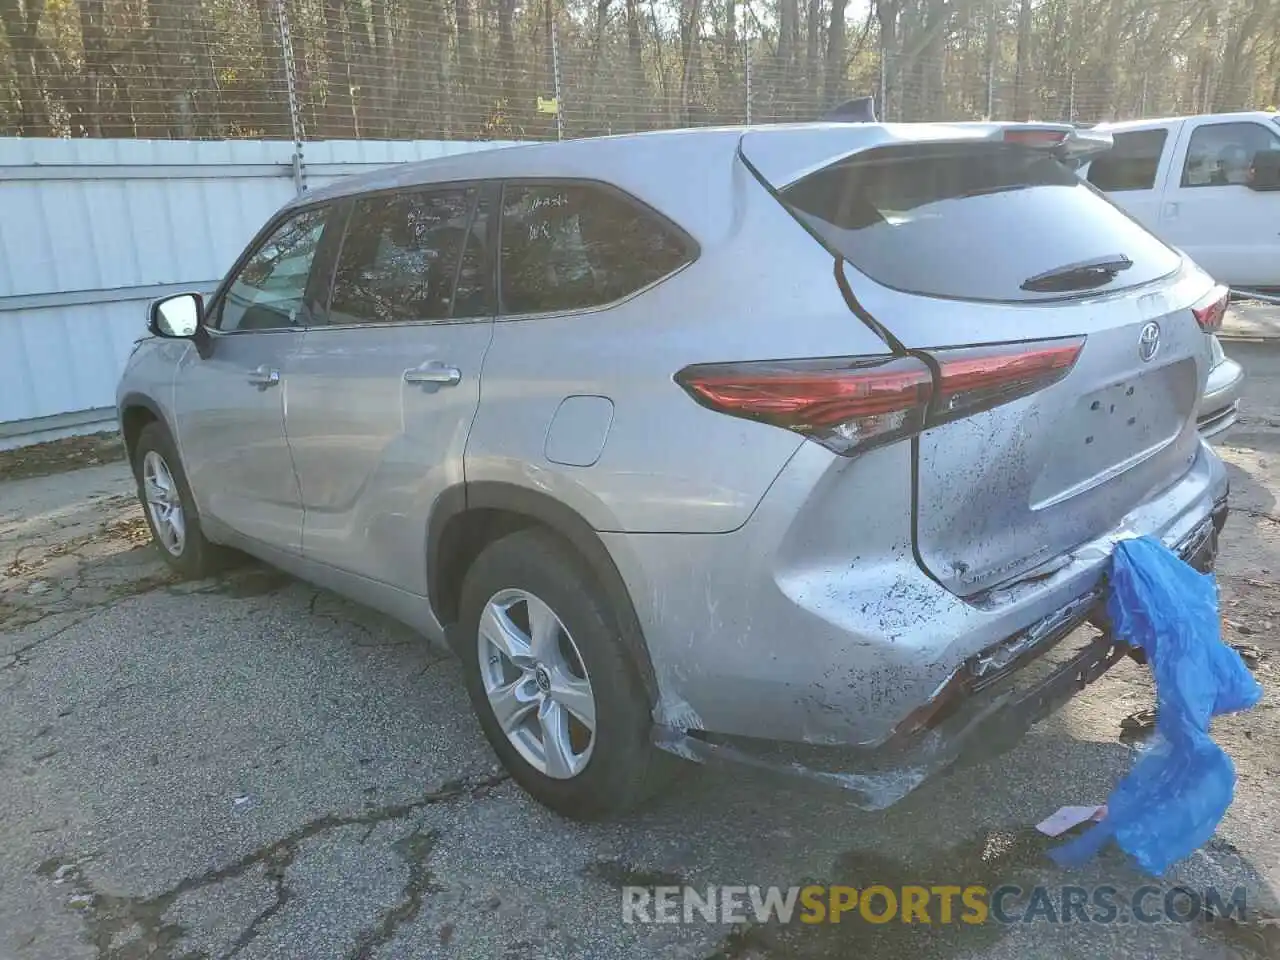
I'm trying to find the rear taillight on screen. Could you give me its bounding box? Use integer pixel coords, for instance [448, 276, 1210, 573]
[929, 337, 1085, 424]
[676, 336, 1085, 456]
[1002, 128, 1069, 148]
[675, 356, 933, 455]
[1192, 286, 1229, 333]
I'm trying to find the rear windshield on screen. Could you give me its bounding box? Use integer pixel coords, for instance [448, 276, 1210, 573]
[781, 141, 1181, 303]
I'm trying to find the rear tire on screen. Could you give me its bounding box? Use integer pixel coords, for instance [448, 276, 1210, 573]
[458, 528, 671, 820]
[132, 421, 233, 579]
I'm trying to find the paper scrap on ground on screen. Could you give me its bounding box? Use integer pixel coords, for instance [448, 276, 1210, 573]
[1036, 805, 1106, 837]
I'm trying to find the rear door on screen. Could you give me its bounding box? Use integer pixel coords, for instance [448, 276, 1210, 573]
[1157, 116, 1280, 287]
[742, 131, 1215, 596]
[1081, 124, 1179, 231]
[285, 183, 495, 590]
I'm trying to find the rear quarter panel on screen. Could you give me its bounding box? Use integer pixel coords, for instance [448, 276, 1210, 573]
[464, 147, 895, 533]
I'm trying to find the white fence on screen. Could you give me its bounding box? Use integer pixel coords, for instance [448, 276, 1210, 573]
[0, 137, 517, 448]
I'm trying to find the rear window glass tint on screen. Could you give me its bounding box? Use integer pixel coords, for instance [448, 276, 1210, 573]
[1087, 129, 1168, 191]
[499, 183, 693, 315]
[782, 142, 1180, 303]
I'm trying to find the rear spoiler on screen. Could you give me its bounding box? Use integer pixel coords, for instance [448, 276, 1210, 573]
[739, 121, 1115, 189]
[990, 123, 1113, 162]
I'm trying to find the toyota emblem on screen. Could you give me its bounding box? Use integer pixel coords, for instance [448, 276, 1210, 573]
[1138, 321, 1161, 362]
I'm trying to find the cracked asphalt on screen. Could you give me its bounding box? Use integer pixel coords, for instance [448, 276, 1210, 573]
[3, 341, 1280, 960]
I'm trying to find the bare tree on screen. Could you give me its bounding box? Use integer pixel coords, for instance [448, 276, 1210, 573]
[6, 0, 1280, 140]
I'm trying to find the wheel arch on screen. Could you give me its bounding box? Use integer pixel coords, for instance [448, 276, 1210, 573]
[428, 481, 659, 705]
[118, 392, 169, 466]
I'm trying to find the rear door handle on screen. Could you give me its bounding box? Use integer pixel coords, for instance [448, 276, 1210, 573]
[1162, 201, 1180, 219]
[247, 365, 280, 389]
[404, 363, 462, 386]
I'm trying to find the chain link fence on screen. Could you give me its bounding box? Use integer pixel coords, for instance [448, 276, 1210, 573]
[1, 0, 1276, 143]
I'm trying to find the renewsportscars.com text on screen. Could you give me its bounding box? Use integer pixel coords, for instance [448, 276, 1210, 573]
[622, 884, 1248, 926]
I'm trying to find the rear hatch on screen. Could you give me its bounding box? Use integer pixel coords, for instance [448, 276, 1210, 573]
[741, 124, 1217, 597]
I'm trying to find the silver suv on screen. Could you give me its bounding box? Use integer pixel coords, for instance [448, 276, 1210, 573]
[117, 123, 1230, 819]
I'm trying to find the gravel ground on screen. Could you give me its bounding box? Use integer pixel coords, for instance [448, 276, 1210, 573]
[2, 342, 1279, 960]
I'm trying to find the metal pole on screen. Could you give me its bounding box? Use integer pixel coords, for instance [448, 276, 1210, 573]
[744, 35, 752, 124]
[551, 16, 564, 140]
[274, 0, 305, 194]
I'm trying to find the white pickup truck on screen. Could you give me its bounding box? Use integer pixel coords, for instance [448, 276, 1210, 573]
[1076, 112, 1268, 438]
[1079, 111, 1280, 295]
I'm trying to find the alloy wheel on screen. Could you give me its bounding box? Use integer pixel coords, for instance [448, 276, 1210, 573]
[142, 450, 186, 557]
[477, 588, 597, 779]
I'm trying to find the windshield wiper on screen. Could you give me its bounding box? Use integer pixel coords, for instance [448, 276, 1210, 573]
[1021, 254, 1133, 293]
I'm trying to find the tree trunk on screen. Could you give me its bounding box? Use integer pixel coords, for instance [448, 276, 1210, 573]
[778, 0, 799, 116]
[545, 0, 558, 136]
[824, 0, 849, 109]
[456, 0, 478, 133]
[648, 0, 672, 121]
[372, 0, 393, 137]
[719, 0, 738, 117]
[1014, 0, 1032, 119]
[343, 0, 374, 136]
[625, 0, 644, 95]
[77, 0, 109, 136]
[149, 0, 220, 137]
[1215, 2, 1267, 111]
[805, 0, 821, 112]
[680, 0, 703, 123]
[321, 0, 355, 137]
[591, 0, 612, 71]
[876, 0, 899, 119]
[0, 0, 49, 135]
[498, 0, 517, 114]
[256, 0, 292, 137]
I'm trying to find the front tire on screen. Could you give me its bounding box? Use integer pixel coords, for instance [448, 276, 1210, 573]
[458, 528, 670, 820]
[132, 421, 231, 579]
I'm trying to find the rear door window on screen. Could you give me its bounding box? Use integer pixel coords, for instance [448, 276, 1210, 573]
[782, 141, 1181, 303]
[498, 182, 694, 315]
[1086, 129, 1168, 191]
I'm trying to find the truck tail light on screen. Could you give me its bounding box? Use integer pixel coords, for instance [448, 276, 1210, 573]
[1192, 286, 1229, 333]
[676, 336, 1085, 456]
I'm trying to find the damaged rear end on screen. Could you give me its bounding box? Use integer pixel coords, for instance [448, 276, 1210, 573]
[652, 122, 1231, 806]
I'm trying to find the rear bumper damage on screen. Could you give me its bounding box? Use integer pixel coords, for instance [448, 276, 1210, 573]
[653, 495, 1229, 811]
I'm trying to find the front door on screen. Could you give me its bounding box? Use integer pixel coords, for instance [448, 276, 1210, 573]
[1158, 117, 1280, 287]
[172, 204, 335, 552]
[285, 183, 496, 591]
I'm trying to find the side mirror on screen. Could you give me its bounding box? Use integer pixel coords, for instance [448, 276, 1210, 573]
[1248, 149, 1280, 191]
[149, 293, 204, 338]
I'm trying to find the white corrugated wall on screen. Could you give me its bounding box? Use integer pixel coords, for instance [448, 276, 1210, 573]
[0, 137, 517, 448]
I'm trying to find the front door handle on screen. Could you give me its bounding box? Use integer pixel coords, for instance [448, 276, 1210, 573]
[247, 365, 280, 389]
[404, 363, 462, 386]
[1162, 201, 1180, 219]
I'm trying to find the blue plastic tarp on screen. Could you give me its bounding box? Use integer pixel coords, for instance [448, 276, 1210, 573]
[1050, 535, 1263, 876]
